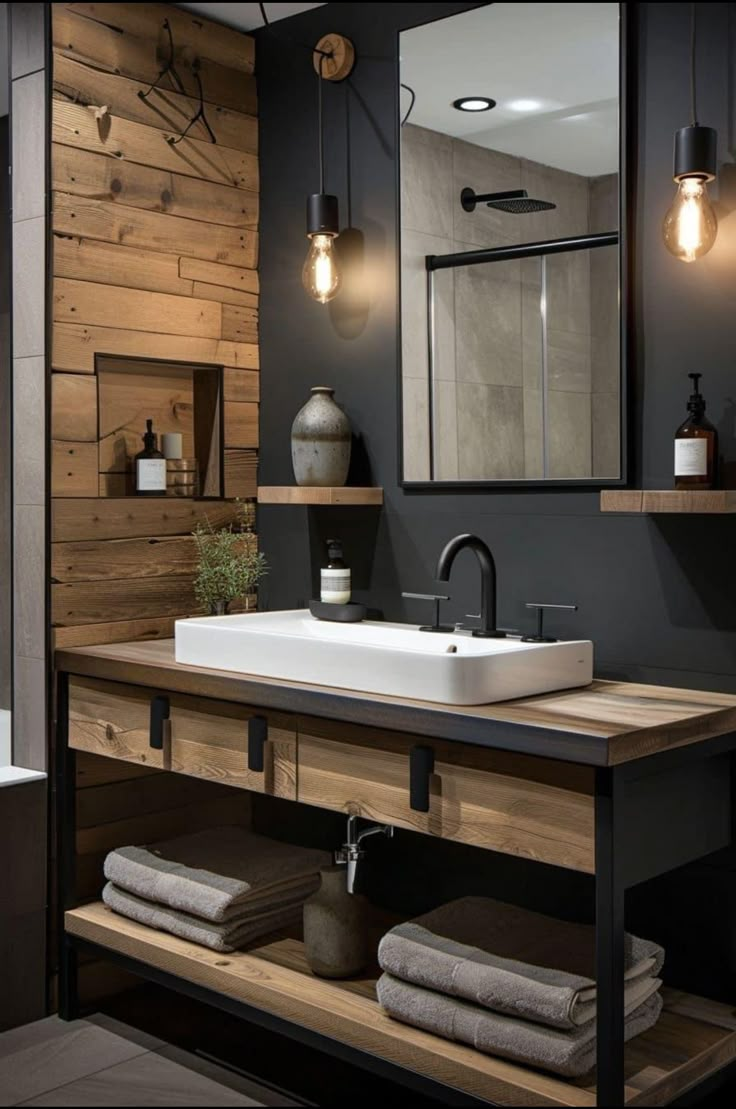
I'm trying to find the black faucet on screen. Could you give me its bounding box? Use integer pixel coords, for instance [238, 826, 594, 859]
[435, 534, 505, 639]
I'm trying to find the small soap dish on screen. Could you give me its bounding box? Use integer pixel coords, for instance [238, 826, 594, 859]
[309, 600, 367, 623]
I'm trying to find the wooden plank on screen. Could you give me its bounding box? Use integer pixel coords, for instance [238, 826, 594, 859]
[257, 486, 384, 506]
[52, 7, 257, 116]
[54, 278, 223, 340]
[52, 498, 240, 542]
[65, 3, 255, 76]
[53, 193, 258, 268]
[53, 234, 193, 297]
[51, 440, 99, 497]
[53, 54, 258, 153]
[193, 282, 258, 309]
[75, 794, 250, 856]
[179, 256, 259, 295]
[224, 450, 258, 499]
[221, 303, 258, 344]
[599, 491, 644, 513]
[54, 615, 178, 649]
[77, 771, 234, 829]
[53, 322, 259, 374]
[75, 750, 161, 789]
[54, 577, 201, 626]
[224, 402, 259, 449]
[600, 490, 736, 513]
[51, 373, 98, 441]
[52, 144, 258, 229]
[97, 362, 194, 474]
[52, 535, 207, 583]
[223, 368, 259, 404]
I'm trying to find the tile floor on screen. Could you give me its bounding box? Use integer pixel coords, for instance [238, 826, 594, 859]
[0, 1014, 296, 1107]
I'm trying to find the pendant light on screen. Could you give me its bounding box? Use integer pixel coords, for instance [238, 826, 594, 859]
[662, 4, 718, 263]
[303, 34, 355, 304]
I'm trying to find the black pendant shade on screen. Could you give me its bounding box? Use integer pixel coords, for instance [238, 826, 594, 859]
[673, 124, 717, 182]
[307, 193, 339, 237]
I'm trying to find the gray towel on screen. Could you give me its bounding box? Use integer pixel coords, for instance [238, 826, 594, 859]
[378, 897, 665, 1030]
[377, 973, 663, 1078]
[104, 827, 330, 923]
[103, 881, 308, 953]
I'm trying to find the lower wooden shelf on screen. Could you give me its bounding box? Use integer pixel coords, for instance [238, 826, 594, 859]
[65, 902, 736, 1107]
[601, 490, 736, 513]
[257, 486, 383, 506]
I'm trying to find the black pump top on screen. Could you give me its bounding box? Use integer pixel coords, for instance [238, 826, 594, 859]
[142, 419, 157, 451]
[326, 539, 344, 563]
[687, 373, 706, 415]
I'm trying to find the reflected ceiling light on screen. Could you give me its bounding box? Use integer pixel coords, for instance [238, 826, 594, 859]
[507, 98, 542, 112]
[453, 97, 496, 112]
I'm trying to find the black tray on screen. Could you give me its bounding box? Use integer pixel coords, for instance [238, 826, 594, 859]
[309, 600, 367, 623]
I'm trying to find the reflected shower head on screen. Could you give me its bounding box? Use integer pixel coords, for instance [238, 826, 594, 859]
[461, 187, 556, 214]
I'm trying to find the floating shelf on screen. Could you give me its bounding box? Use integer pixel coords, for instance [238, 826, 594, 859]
[257, 486, 383, 506]
[67, 901, 736, 1108]
[601, 490, 736, 514]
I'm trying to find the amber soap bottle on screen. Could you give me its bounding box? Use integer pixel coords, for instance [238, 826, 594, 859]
[674, 373, 717, 489]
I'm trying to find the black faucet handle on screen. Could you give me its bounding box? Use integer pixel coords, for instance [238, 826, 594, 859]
[402, 592, 454, 634]
[522, 603, 578, 643]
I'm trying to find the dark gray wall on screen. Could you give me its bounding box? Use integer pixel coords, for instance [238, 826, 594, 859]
[256, 2, 736, 998]
[1, 114, 10, 713]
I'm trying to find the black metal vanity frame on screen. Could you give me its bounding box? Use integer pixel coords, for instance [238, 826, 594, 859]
[55, 663, 736, 1108]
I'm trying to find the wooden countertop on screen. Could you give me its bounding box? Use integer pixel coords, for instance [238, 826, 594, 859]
[56, 639, 736, 767]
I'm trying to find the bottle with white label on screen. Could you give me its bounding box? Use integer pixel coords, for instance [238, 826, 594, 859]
[135, 419, 167, 497]
[321, 539, 351, 605]
[674, 373, 717, 489]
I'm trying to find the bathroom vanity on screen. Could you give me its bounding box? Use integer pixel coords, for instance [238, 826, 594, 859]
[55, 639, 736, 1107]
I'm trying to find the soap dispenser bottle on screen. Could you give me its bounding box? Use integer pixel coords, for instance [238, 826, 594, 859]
[674, 374, 718, 489]
[135, 419, 167, 496]
[320, 539, 351, 604]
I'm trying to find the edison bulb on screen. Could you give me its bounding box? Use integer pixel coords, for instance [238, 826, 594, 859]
[302, 233, 340, 303]
[662, 177, 718, 263]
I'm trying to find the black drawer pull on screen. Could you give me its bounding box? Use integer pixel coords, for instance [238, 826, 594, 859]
[149, 695, 170, 750]
[248, 715, 268, 772]
[410, 745, 435, 812]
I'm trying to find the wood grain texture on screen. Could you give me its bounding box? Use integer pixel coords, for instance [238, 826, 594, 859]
[53, 193, 258, 268]
[53, 100, 258, 192]
[53, 640, 736, 767]
[75, 750, 161, 789]
[53, 577, 200, 626]
[193, 282, 259, 309]
[52, 322, 259, 374]
[54, 278, 223, 340]
[52, 536, 214, 583]
[97, 362, 194, 474]
[52, 440, 99, 497]
[54, 616, 178, 649]
[223, 368, 259, 403]
[53, 6, 257, 115]
[179, 256, 259, 295]
[52, 498, 240, 542]
[298, 726, 595, 872]
[53, 144, 258, 228]
[224, 450, 258, 499]
[221, 304, 258, 344]
[257, 486, 384, 506]
[224, 402, 259, 449]
[53, 234, 193, 297]
[600, 490, 736, 514]
[52, 53, 258, 153]
[51, 373, 98, 441]
[75, 793, 249, 857]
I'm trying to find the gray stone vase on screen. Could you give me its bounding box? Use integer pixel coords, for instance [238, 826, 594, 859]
[302, 865, 368, 978]
[291, 387, 351, 487]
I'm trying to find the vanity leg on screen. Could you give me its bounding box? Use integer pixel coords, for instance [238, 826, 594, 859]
[56, 672, 80, 1021]
[595, 767, 625, 1107]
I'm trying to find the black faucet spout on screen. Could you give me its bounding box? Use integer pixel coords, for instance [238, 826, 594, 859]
[435, 533, 505, 638]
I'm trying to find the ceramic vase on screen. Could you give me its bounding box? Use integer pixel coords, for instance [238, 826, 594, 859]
[303, 865, 368, 978]
[291, 387, 351, 487]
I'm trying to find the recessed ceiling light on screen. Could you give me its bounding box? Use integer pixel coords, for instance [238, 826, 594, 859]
[453, 97, 496, 112]
[508, 99, 542, 112]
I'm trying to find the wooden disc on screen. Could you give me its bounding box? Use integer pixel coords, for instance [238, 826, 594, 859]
[313, 33, 355, 81]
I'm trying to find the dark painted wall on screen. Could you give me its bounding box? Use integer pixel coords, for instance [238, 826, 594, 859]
[256, 3, 736, 998]
[1, 114, 10, 712]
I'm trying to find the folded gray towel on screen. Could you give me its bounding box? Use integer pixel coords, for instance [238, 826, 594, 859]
[378, 897, 665, 1030]
[104, 827, 330, 923]
[102, 881, 309, 953]
[377, 973, 663, 1078]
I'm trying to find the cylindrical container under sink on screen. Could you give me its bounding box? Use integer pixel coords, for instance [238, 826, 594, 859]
[303, 864, 368, 978]
[291, 386, 351, 487]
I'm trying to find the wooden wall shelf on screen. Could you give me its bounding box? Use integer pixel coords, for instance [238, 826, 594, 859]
[258, 486, 383, 506]
[601, 490, 736, 514]
[66, 901, 736, 1108]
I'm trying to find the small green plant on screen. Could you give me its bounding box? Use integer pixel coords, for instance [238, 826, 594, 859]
[193, 513, 268, 614]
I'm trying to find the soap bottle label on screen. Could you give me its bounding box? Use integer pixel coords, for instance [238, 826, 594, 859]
[675, 439, 707, 476]
[136, 458, 167, 492]
[321, 568, 351, 604]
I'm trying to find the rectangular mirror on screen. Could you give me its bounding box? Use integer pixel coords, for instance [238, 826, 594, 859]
[399, 2, 624, 485]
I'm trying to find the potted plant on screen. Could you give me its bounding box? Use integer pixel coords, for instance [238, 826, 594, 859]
[193, 508, 268, 616]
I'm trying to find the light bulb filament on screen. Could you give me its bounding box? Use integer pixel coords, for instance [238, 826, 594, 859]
[662, 176, 717, 263]
[303, 233, 340, 303]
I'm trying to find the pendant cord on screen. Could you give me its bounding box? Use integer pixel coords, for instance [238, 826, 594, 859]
[690, 2, 698, 126]
[318, 53, 325, 194]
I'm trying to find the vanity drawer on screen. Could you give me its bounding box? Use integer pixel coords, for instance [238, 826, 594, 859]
[68, 677, 297, 799]
[297, 719, 595, 873]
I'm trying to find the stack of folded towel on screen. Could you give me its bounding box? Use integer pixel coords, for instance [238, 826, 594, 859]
[102, 826, 330, 953]
[377, 896, 664, 1078]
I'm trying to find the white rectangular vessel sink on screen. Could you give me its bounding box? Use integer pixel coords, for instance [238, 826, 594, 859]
[175, 610, 593, 706]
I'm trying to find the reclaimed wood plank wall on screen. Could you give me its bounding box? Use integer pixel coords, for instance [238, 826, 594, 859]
[50, 2, 259, 648]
